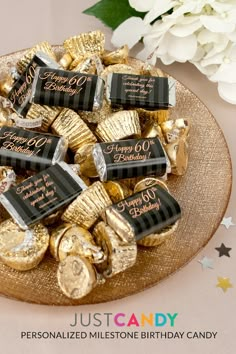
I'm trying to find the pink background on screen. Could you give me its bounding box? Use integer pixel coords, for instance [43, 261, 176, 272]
[0, 1, 235, 353]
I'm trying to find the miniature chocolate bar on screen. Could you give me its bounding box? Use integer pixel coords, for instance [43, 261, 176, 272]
[93, 138, 167, 181]
[30, 67, 104, 111]
[0, 162, 87, 229]
[106, 73, 175, 109]
[8, 52, 59, 117]
[0, 126, 68, 171]
[103, 185, 181, 242]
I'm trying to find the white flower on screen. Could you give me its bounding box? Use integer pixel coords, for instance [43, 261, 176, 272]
[111, 0, 236, 104]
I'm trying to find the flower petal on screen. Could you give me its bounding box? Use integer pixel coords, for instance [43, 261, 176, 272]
[218, 81, 236, 104]
[210, 62, 236, 83]
[170, 18, 202, 37]
[156, 32, 197, 62]
[111, 17, 151, 49]
[200, 15, 235, 33]
[128, 0, 155, 12]
[144, 0, 178, 24]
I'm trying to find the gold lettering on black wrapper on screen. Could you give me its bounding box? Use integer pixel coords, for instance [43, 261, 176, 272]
[93, 138, 167, 182]
[30, 67, 104, 112]
[0, 162, 86, 230]
[0, 126, 67, 171]
[8, 52, 59, 117]
[106, 73, 176, 109]
[103, 185, 181, 242]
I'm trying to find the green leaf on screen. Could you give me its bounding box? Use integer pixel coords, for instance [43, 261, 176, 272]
[83, 0, 146, 30]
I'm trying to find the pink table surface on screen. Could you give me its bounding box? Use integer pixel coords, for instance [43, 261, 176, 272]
[0, 1, 235, 353]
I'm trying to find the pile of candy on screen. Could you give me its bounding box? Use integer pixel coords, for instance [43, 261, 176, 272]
[0, 30, 189, 299]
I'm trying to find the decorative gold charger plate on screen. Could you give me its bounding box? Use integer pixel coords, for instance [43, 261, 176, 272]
[0, 47, 232, 305]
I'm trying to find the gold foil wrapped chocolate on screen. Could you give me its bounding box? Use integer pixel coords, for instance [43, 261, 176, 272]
[137, 221, 179, 247]
[58, 225, 105, 264]
[50, 223, 72, 260]
[0, 107, 14, 127]
[62, 181, 112, 229]
[0, 74, 15, 96]
[93, 221, 137, 277]
[26, 104, 62, 132]
[51, 108, 97, 152]
[96, 110, 141, 142]
[137, 108, 170, 130]
[71, 57, 96, 74]
[134, 177, 169, 194]
[57, 255, 98, 299]
[161, 119, 190, 176]
[165, 138, 189, 176]
[74, 144, 98, 178]
[101, 64, 140, 80]
[0, 167, 16, 194]
[161, 118, 190, 143]
[0, 219, 49, 271]
[63, 30, 105, 63]
[142, 121, 165, 142]
[78, 98, 112, 124]
[140, 64, 164, 77]
[16, 41, 57, 74]
[102, 45, 129, 66]
[103, 181, 132, 203]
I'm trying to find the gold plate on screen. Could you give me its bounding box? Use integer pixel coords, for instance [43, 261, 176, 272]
[0, 47, 232, 305]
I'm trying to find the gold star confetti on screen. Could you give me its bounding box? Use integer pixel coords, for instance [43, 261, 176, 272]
[216, 277, 233, 293]
[221, 217, 235, 229]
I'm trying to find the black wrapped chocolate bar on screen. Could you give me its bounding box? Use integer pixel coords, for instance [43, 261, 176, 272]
[30, 67, 104, 111]
[8, 52, 59, 117]
[93, 138, 167, 181]
[104, 185, 181, 241]
[106, 73, 175, 109]
[0, 162, 87, 229]
[0, 126, 67, 171]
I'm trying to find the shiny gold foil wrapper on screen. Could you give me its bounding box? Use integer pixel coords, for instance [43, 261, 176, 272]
[0, 107, 14, 127]
[140, 64, 164, 77]
[58, 225, 105, 264]
[59, 53, 73, 69]
[165, 138, 189, 176]
[50, 222, 72, 260]
[137, 108, 170, 130]
[161, 118, 190, 143]
[78, 98, 112, 124]
[62, 181, 112, 229]
[137, 221, 179, 247]
[57, 255, 98, 299]
[142, 121, 165, 142]
[51, 108, 97, 152]
[71, 57, 96, 74]
[134, 177, 169, 194]
[16, 41, 57, 74]
[74, 144, 98, 178]
[96, 110, 141, 142]
[101, 64, 140, 80]
[0, 167, 16, 194]
[102, 45, 129, 66]
[93, 222, 137, 277]
[26, 104, 62, 132]
[103, 181, 132, 203]
[0, 219, 49, 271]
[63, 30, 105, 61]
[0, 75, 14, 96]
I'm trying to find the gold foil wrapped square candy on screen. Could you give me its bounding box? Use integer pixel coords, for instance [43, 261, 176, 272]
[62, 181, 112, 229]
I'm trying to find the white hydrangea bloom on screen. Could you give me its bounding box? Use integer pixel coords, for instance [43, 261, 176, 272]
[111, 0, 236, 104]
